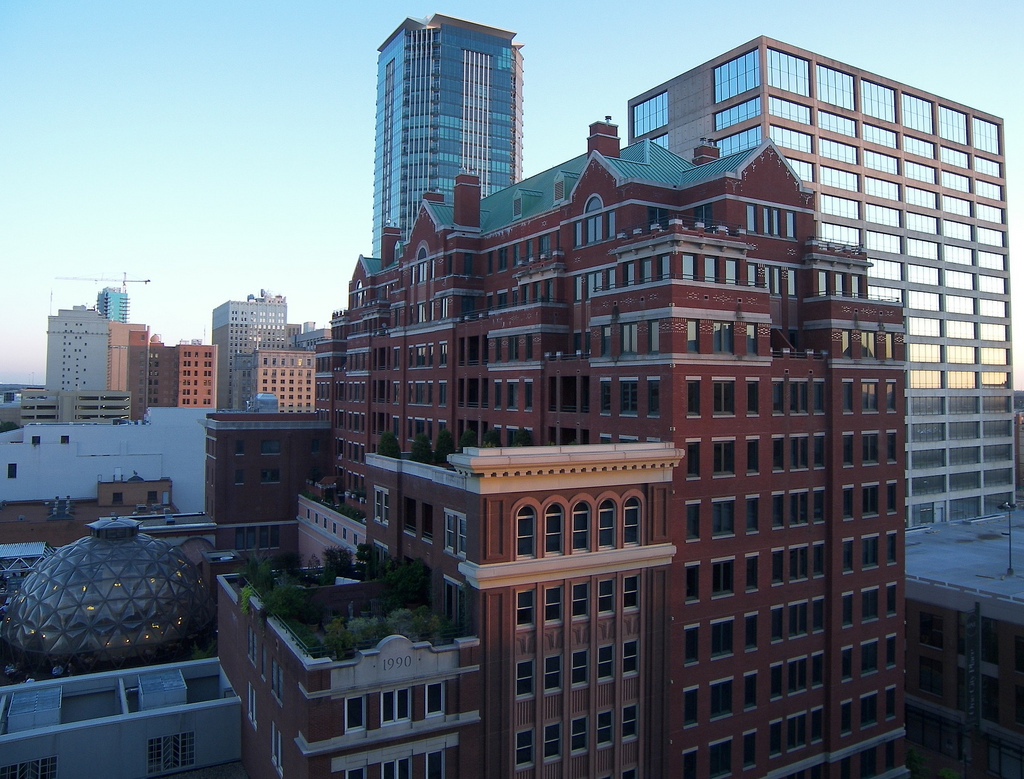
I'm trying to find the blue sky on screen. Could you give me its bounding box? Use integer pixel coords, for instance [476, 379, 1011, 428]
[1, 0, 1021, 385]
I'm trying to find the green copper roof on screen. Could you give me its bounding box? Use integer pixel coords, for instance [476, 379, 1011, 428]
[359, 255, 382, 275]
[478, 152, 589, 232]
[421, 138, 774, 240]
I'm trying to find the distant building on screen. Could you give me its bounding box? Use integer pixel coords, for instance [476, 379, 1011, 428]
[96, 286, 129, 323]
[200, 412, 330, 551]
[0, 658, 241, 779]
[372, 14, 523, 256]
[43, 306, 149, 420]
[0, 407, 209, 514]
[290, 321, 329, 352]
[249, 349, 315, 413]
[19, 388, 131, 424]
[905, 516, 1024, 776]
[211, 292, 289, 410]
[147, 337, 218, 409]
[107, 320, 150, 420]
[45, 306, 110, 393]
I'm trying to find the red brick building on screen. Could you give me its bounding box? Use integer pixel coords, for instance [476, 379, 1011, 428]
[147, 338, 218, 409]
[224, 123, 912, 778]
[201, 413, 331, 551]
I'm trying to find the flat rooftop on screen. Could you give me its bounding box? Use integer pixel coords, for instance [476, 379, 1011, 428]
[906, 509, 1024, 600]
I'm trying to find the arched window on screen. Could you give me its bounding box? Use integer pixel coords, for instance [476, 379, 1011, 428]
[516, 506, 536, 558]
[624, 497, 641, 544]
[572, 503, 591, 551]
[544, 504, 564, 555]
[578, 195, 609, 247]
[598, 500, 616, 548]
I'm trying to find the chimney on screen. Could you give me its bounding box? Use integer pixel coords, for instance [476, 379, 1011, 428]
[693, 137, 721, 165]
[588, 117, 620, 158]
[453, 172, 481, 229]
[380, 226, 402, 267]
[422, 191, 445, 203]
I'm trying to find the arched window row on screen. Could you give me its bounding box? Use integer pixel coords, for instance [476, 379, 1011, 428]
[515, 496, 642, 559]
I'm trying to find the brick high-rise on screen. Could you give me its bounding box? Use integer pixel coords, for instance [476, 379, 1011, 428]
[248, 122, 911, 778]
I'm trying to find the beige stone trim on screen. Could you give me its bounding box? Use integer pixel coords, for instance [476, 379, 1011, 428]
[459, 543, 676, 589]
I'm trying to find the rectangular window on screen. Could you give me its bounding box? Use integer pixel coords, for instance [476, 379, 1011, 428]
[571, 649, 588, 685]
[597, 645, 614, 680]
[544, 655, 561, 691]
[516, 660, 534, 697]
[623, 638, 639, 674]
[381, 688, 411, 723]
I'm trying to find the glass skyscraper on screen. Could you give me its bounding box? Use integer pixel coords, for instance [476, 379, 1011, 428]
[628, 37, 1011, 526]
[372, 14, 523, 258]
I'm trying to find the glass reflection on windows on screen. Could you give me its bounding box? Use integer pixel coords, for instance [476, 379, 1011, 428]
[767, 49, 809, 95]
[787, 158, 813, 183]
[815, 64, 854, 109]
[768, 96, 810, 124]
[818, 110, 856, 137]
[903, 136, 935, 159]
[819, 138, 857, 164]
[715, 97, 761, 131]
[901, 93, 933, 134]
[769, 125, 812, 153]
[940, 146, 968, 168]
[820, 166, 858, 192]
[715, 50, 760, 102]
[862, 124, 896, 148]
[864, 177, 898, 201]
[976, 180, 1002, 201]
[938, 106, 967, 144]
[719, 126, 761, 156]
[633, 92, 668, 137]
[972, 117, 999, 154]
[974, 156, 1000, 177]
[861, 81, 895, 122]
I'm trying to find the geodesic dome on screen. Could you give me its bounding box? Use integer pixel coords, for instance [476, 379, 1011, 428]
[2, 518, 213, 664]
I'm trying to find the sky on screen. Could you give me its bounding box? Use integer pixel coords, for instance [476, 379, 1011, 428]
[1, 0, 1021, 386]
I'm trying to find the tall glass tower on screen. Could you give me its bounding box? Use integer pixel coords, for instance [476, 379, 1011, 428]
[373, 14, 523, 259]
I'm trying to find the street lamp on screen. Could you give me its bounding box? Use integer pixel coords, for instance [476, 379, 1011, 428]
[1001, 502, 1017, 577]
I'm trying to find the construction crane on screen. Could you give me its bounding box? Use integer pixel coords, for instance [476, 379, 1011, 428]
[55, 272, 151, 293]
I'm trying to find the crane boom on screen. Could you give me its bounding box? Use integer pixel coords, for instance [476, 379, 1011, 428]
[55, 273, 151, 293]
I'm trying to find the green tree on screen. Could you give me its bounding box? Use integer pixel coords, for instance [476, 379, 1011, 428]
[434, 428, 456, 464]
[906, 748, 927, 779]
[355, 543, 376, 579]
[263, 584, 321, 623]
[377, 431, 401, 458]
[0, 421, 18, 433]
[322, 546, 354, 581]
[239, 554, 275, 595]
[512, 428, 533, 447]
[411, 433, 433, 463]
[482, 428, 501, 447]
[458, 428, 477, 451]
[272, 551, 302, 577]
[381, 559, 431, 610]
